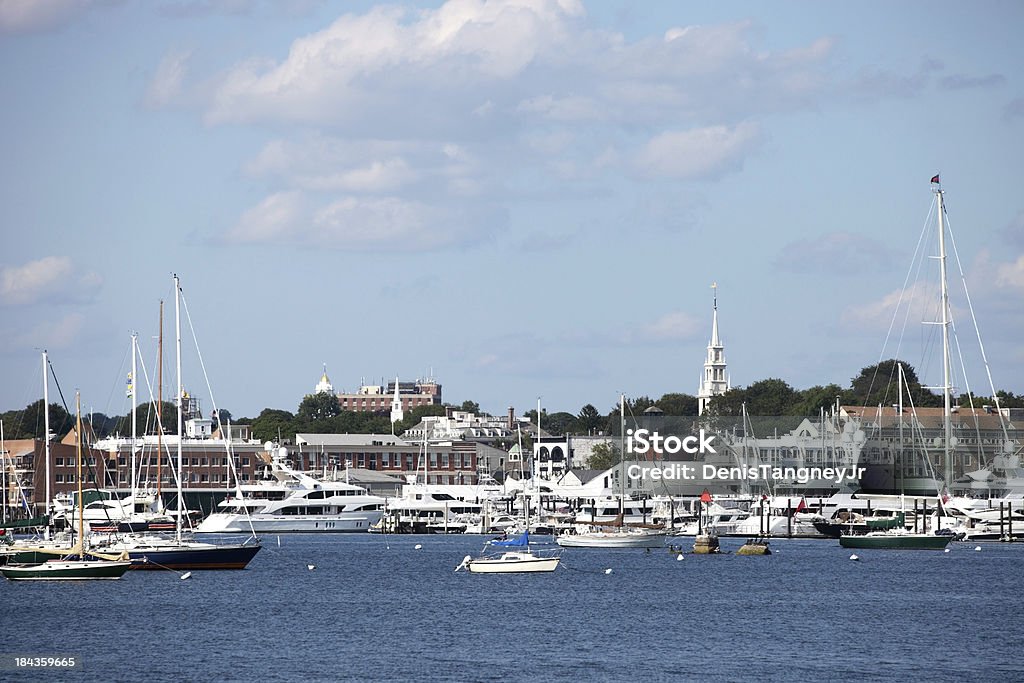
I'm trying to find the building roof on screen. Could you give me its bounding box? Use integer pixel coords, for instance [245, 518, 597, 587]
[295, 433, 408, 447]
[840, 405, 1017, 431]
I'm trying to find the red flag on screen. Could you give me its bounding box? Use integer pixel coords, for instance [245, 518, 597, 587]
[795, 498, 807, 513]
[930, 174, 940, 184]
[700, 489, 712, 504]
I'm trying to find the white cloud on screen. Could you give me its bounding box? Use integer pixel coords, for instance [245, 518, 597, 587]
[0, 312, 86, 353]
[226, 192, 502, 251]
[0, 0, 89, 33]
[226, 191, 306, 244]
[775, 232, 894, 275]
[633, 122, 763, 180]
[0, 256, 102, 306]
[145, 49, 191, 108]
[995, 254, 1024, 289]
[839, 283, 946, 335]
[639, 311, 701, 342]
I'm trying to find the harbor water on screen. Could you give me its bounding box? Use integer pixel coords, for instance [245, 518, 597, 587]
[3, 535, 1023, 682]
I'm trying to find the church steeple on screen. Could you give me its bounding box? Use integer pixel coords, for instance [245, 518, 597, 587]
[698, 283, 729, 415]
[315, 364, 334, 394]
[390, 376, 404, 425]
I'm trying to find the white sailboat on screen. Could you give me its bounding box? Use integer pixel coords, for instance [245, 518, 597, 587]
[456, 531, 561, 573]
[90, 275, 261, 569]
[1, 393, 131, 581]
[556, 395, 667, 549]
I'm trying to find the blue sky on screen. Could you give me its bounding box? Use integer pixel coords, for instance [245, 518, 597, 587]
[1, 0, 1022, 421]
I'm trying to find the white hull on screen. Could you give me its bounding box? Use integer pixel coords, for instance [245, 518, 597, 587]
[556, 530, 666, 548]
[195, 511, 382, 534]
[467, 557, 560, 573]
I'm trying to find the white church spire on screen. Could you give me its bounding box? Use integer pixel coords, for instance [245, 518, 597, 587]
[698, 283, 729, 415]
[315, 364, 334, 394]
[390, 376, 404, 425]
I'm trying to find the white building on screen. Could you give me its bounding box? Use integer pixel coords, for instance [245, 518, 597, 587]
[697, 283, 730, 415]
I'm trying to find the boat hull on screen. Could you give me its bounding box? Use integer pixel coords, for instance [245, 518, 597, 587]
[556, 532, 666, 549]
[0, 559, 131, 580]
[467, 557, 560, 573]
[126, 544, 262, 570]
[195, 512, 381, 534]
[839, 534, 953, 550]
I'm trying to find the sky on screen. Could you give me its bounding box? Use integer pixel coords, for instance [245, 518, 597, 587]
[1, 0, 1023, 422]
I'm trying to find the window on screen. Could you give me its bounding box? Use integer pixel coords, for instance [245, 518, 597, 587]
[357, 453, 365, 467]
[55, 457, 64, 466]
[55, 474, 64, 483]
[382, 453, 391, 467]
[441, 453, 449, 468]
[429, 453, 438, 468]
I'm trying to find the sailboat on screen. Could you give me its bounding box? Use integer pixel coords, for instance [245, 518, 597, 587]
[840, 363, 953, 550]
[1, 393, 132, 580]
[556, 395, 667, 549]
[456, 530, 561, 573]
[90, 275, 261, 570]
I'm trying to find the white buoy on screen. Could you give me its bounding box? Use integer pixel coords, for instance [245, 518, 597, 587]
[180, 572, 192, 580]
[277, 536, 281, 547]
[975, 546, 982, 551]
[307, 564, 316, 571]
[676, 554, 684, 561]
[414, 544, 423, 550]
[849, 554, 859, 561]
[944, 548, 951, 553]
[604, 568, 613, 574]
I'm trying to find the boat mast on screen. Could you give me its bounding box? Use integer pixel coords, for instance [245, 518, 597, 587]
[174, 274, 184, 543]
[130, 332, 138, 510]
[936, 185, 954, 489]
[1, 419, 6, 524]
[619, 393, 625, 516]
[897, 362, 905, 504]
[75, 391, 84, 555]
[42, 350, 51, 538]
[157, 301, 164, 505]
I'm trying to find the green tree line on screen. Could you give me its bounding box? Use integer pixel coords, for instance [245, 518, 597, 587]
[4, 360, 1022, 444]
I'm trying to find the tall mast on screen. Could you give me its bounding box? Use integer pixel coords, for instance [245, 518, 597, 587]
[936, 186, 954, 489]
[75, 391, 84, 554]
[157, 302, 164, 504]
[42, 350, 51, 537]
[130, 332, 138, 508]
[1, 419, 6, 524]
[174, 274, 184, 543]
[619, 393, 625, 514]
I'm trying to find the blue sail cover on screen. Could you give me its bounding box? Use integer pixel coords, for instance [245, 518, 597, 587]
[488, 531, 529, 547]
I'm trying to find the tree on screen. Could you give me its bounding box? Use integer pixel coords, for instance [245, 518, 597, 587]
[1, 400, 72, 440]
[297, 393, 342, 422]
[588, 442, 620, 471]
[251, 408, 297, 443]
[849, 360, 940, 408]
[789, 384, 848, 416]
[577, 404, 603, 433]
[458, 400, 481, 414]
[541, 412, 580, 436]
[655, 393, 698, 416]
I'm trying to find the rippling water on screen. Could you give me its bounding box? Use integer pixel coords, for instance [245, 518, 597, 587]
[3, 535, 1023, 682]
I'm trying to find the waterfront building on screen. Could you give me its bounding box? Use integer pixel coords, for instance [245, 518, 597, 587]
[329, 377, 442, 414]
[293, 433, 483, 486]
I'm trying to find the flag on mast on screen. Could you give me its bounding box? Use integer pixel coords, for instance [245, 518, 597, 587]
[930, 174, 940, 184]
